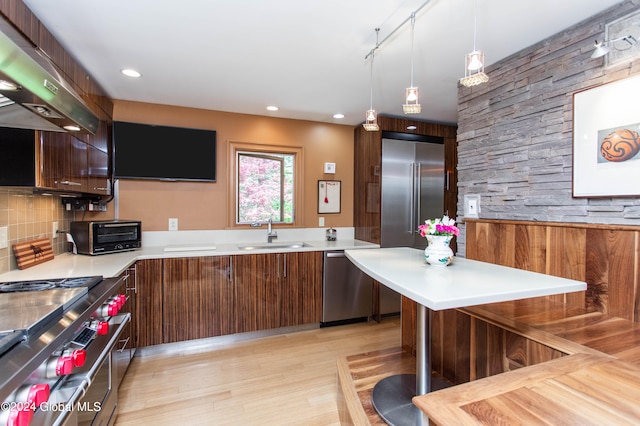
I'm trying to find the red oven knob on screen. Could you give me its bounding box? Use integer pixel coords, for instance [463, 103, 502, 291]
[11, 383, 50, 406]
[0, 405, 33, 426]
[55, 356, 75, 376]
[116, 294, 127, 308]
[96, 302, 118, 317]
[95, 321, 109, 335]
[38, 355, 74, 378]
[62, 349, 86, 367]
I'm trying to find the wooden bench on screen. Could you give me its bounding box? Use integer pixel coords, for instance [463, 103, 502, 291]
[460, 297, 640, 366]
[410, 297, 640, 424]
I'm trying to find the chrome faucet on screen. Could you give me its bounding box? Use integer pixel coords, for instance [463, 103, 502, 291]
[267, 218, 278, 243]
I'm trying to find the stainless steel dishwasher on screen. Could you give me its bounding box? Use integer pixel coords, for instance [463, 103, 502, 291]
[321, 250, 373, 327]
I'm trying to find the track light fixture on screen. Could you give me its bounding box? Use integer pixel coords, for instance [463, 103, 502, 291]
[591, 26, 640, 58]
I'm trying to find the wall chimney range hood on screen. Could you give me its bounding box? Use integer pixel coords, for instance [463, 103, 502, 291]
[0, 16, 98, 134]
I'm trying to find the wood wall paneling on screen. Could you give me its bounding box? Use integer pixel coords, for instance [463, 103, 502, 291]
[585, 229, 636, 320]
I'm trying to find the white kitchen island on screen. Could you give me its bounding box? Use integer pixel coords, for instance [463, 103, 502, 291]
[345, 247, 587, 426]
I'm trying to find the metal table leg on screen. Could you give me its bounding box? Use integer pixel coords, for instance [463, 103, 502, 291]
[372, 305, 448, 426]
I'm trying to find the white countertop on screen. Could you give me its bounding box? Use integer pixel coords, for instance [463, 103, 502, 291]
[0, 238, 378, 282]
[345, 247, 587, 311]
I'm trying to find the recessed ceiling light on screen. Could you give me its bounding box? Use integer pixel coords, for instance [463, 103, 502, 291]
[121, 69, 141, 78]
[333, 113, 344, 119]
[407, 125, 417, 130]
[267, 105, 279, 111]
[0, 80, 18, 90]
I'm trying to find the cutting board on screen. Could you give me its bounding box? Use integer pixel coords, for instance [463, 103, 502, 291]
[12, 238, 54, 270]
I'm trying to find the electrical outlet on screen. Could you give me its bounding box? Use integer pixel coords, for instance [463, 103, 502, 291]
[52, 221, 59, 239]
[0, 226, 7, 249]
[319, 217, 325, 227]
[464, 194, 480, 218]
[168, 218, 179, 231]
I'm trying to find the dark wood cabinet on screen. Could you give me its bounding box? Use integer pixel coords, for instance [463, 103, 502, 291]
[120, 265, 137, 352]
[0, 1, 113, 197]
[233, 251, 323, 333]
[87, 143, 110, 196]
[163, 256, 233, 343]
[233, 253, 282, 333]
[39, 132, 88, 193]
[280, 251, 323, 327]
[132, 251, 322, 348]
[134, 259, 163, 348]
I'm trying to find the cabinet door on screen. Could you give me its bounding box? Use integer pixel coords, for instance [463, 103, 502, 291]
[39, 132, 88, 192]
[87, 144, 110, 195]
[280, 251, 323, 326]
[134, 259, 163, 348]
[163, 256, 233, 343]
[233, 253, 281, 333]
[122, 266, 137, 352]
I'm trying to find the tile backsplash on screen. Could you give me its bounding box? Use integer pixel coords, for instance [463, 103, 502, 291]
[0, 188, 73, 274]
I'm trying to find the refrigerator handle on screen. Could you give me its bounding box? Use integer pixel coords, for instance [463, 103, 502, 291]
[409, 163, 416, 234]
[416, 163, 422, 228]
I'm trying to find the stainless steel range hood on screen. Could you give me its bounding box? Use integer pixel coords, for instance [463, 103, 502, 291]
[0, 16, 98, 134]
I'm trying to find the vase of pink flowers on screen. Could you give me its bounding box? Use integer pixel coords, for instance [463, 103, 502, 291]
[418, 215, 459, 266]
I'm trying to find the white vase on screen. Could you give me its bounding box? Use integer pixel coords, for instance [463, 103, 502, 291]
[424, 235, 453, 266]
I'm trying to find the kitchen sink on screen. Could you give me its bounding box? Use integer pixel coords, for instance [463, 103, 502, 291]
[237, 242, 309, 250]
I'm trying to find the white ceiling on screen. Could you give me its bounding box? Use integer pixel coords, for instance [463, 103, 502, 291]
[23, 0, 622, 126]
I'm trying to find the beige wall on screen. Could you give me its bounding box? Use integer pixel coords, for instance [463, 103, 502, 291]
[113, 100, 355, 231]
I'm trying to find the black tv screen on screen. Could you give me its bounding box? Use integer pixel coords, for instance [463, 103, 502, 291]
[113, 121, 216, 182]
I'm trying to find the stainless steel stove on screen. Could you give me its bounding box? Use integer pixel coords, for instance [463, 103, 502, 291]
[0, 274, 130, 426]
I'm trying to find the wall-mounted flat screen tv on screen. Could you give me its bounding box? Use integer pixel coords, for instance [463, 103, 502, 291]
[113, 121, 216, 182]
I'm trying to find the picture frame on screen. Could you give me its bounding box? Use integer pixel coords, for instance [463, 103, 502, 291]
[573, 74, 640, 197]
[318, 180, 341, 213]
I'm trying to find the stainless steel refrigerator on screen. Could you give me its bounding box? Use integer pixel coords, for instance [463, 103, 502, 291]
[379, 132, 445, 314]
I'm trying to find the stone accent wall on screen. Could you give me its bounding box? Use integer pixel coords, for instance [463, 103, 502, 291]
[456, 0, 640, 257]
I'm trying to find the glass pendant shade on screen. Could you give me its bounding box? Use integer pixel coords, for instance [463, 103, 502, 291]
[403, 87, 421, 114]
[466, 50, 484, 70]
[363, 109, 379, 131]
[460, 49, 489, 87]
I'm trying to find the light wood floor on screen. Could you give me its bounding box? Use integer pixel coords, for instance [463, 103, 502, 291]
[116, 318, 401, 426]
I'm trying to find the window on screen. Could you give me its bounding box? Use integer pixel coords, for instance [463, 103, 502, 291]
[231, 142, 302, 226]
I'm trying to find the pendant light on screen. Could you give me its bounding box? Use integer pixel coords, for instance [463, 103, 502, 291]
[460, 0, 489, 87]
[363, 29, 380, 132]
[403, 13, 421, 114]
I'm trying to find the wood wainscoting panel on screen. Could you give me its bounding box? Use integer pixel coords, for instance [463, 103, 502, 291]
[403, 219, 640, 387]
[514, 223, 547, 273]
[586, 228, 637, 320]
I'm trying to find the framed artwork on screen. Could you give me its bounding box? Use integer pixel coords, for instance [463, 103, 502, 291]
[573, 74, 640, 197]
[318, 180, 341, 213]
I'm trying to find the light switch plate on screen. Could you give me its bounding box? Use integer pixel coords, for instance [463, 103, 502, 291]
[52, 221, 59, 239]
[0, 226, 7, 249]
[324, 162, 336, 174]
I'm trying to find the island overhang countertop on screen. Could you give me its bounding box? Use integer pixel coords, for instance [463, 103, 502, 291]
[345, 247, 587, 311]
